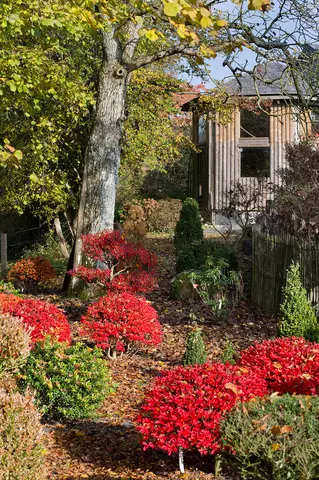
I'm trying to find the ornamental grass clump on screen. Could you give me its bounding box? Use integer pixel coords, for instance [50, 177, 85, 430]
[221, 394, 319, 480]
[239, 337, 319, 395]
[80, 292, 162, 358]
[279, 261, 319, 341]
[183, 328, 207, 365]
[137, 362, 267, 463]
[0, 313, 31, 375]
[20, 341, 114, 421]
[0, 293, 71, 345]
[0, 388, 46, 480]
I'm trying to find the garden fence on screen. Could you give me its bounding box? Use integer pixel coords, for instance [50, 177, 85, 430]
[251, 225, 319, 314]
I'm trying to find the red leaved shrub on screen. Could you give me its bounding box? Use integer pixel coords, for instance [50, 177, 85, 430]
[80, 293, 162, 358]
[69, 230, 157, 294]
[8, 257, 56, 292]
[0, 294, 71, 345]
[239, 337, 319, 395]
[136, 363, 267, 456]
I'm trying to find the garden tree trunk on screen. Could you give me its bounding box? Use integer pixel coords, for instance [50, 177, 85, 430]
[53, 217, 69, 259]
[62, 21, 194, 294]
[64, 30, 131, 293]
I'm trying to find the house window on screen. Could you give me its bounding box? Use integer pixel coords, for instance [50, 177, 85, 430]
[240, 110, 270, 138]
[241, 147, 270, 177]
[197, 147, 205, 197]
[197, 116, 206, 144]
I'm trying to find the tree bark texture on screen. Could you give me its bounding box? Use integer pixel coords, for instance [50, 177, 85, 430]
[65, 29, 132, 292]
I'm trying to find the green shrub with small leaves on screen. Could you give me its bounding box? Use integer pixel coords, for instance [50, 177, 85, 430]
[0, 388, 46, 480]
[221, 394, 319, 480]
[20, 341, 114, 421]
[183, 329, 207, 365]
[279, 262, 319, 341]
[0, 313, 31, 375]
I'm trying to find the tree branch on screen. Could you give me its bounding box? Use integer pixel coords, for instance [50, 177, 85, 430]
[127, 45, 199, 72]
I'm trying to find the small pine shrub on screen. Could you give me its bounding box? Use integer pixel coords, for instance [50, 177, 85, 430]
[279, 262, 319, 341]
[174, 197, 203, 249]
[8, 256, 57, 292]
[183, 329, 207, 365]
[220, 340, 237, 365]
[0, 293, 71, 345]
[80, 292, 162, 358]
[0, 388, 46, 480]
[136, 363, 267, 456]
[174, 198, 203, 273]
[0, 313, 31, 375]
[20, 341, 114, 421]
[221, 394, 319, 480]
[239, 337, 319, 395]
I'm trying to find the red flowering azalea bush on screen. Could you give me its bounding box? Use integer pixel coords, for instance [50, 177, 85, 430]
[239, 337, 319, 395]
[0, 293, 71, 345]
[136, 363, 267, 456]
[80, 292, 162, 358]
[69, 230, 157, 294]
[8, 257, 57, 292]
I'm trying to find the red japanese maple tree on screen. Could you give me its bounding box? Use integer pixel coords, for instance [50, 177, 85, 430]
[69, 230, 157, 294]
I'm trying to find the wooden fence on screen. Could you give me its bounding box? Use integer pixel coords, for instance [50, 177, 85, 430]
[251, 226, 319, 314]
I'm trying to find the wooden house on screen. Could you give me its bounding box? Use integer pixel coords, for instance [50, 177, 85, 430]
[182, 62, 318, 223]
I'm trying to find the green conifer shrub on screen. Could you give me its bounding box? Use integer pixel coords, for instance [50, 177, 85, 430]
[219, 339, 237, 365]
[221, 394, 319, 480]
[279, 262, 319, 341]
[174, 198, 203, 272]
[183, 329, 207, 365]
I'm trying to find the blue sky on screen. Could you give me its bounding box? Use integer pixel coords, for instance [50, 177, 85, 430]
[186, 0, 281, 88]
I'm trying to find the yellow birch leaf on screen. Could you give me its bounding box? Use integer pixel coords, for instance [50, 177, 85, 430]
[200, 7, 211, 17]
[163, 1, 182, 17]
[200, 16, 212, 28]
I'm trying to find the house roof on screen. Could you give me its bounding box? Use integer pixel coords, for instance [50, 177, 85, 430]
[224, 62, 298, 96]
[181, 60, 317, 111]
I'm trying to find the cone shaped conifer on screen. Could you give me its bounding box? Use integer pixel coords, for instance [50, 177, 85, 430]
[183, 329, 207, 365]
[174, 198, 203, 273]
[279, 261, 319, 341]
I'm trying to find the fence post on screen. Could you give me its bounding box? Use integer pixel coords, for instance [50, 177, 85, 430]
[1, 232, 7, 273]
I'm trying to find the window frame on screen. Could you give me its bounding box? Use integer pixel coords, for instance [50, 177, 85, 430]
[238, 109, 271, 178]
[240, 146, 271, 178]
